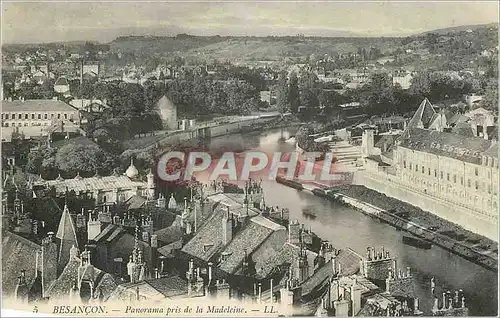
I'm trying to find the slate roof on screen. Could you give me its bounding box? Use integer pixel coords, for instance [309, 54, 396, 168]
[483, 144, 498, 157]
[406, 98, 436, 129]
[448, 113, 469, 126]
[2, 232, 42, 296]
[151, 209, 179, 230]
[57, 204, 79, 268]
[107, 276, 187, 302]
[2, 100, 77, 112]
[157, 240, 183, 258]
[41, 175, 146, 194]
[54, 77, 69, 86]
[218, 221, 274, 274]
[94, 224, 127, 243]
[124, 195, 147, 210]
[374, 135, 398, 149]
[29, 197, 63, 232]
[181, 205, 226, 262]
[255, 242, 318, 280]
[181, 197, 285, 270]
[399, 128, 494, 165]
[451, 122, 474, 137]
[153, 217, 183, 246]
[297, 248, 364, 297]
[207, 193, 260, 218]
[357, 292, 400, 315]
[46, 255, 118, 301]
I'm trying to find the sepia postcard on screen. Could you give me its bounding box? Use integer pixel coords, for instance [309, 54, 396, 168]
[1, 1, 499, 317]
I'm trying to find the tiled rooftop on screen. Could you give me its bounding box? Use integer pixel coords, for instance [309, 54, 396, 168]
[181, 204, 227, 262]
[399, 128, 494, 164]
[46, 255, 118, 301]
[107, 276, 187, 302]
[2, 232, 42, 296]
[255, 242, 318, 280]
[218, 222, 274, 274]
[3, 99, 78, 112]
[41, 175, 147, 194]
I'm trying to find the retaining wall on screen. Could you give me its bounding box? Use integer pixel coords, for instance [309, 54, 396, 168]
[354, 172, 498, 242]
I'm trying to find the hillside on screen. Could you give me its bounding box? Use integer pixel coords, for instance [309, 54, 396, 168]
[418, 23, 498, 35]
[109, 35, 402, 61]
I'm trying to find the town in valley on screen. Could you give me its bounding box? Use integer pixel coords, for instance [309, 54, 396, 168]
[1, 2, 498, 317]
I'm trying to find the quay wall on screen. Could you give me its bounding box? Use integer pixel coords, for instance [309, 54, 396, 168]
[354, 172, 498, 243]
[327, 191, 497, 272]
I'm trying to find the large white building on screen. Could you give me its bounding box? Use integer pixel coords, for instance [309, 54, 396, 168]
[1, 99, 81, 141]
[394, 129, 498, 217]
[34, 159, 155, 204]
[362, 98, 498, 240]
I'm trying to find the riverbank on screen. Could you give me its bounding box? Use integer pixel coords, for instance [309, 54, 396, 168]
[317, 185, 498, 272]
[123, 115, 301, 155]
[276, 176, 498, 272]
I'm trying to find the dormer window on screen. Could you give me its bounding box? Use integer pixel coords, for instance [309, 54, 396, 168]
[220, 251, 232, 262]
[203, 244, 214, 253]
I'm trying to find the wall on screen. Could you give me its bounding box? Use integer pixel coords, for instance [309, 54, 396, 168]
[394, 147, 498, 217]
[386, 276, 414, 298]
[355, 172, 498, 242]
[361, 258, 393, 281]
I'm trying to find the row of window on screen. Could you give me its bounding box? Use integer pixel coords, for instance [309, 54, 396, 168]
[3, 122, 47, 127]
[1, 113, 71, 120]
[403, 172, 497, 195]
[403, 161, 492, 179]
[403, 175, 498, 210]
[402, 161, 497, 192]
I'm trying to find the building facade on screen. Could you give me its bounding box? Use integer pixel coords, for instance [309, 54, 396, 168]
[1, 99, 80, 128]
[360, 98, 499, 240]
[1, 99, 82, 141]
[394, 134, 498, 218]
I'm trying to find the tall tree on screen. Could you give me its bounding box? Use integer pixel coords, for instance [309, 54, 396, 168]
[55, 144, 116, 175]
[275, 72, 289, 114]
[288, 72, 300, 113]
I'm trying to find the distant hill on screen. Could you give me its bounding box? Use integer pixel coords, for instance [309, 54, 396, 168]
[108, 35, 401, 61]
[417, 23, 498, 36]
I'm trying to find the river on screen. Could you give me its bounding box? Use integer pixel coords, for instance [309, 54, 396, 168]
[208, 127, 498, 316]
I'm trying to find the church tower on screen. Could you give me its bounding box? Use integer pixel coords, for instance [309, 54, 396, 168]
[168, 194, 178, 211]
[181, 197, 192, 235]
[127, 225, 148, 284]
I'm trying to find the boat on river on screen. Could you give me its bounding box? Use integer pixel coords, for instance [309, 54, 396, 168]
[302, 208, 317, 219]
[402, 235, 432, 250]
[276, 176, 303, 190]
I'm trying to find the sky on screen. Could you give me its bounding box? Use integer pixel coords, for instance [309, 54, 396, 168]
[2, 1, 499, 44]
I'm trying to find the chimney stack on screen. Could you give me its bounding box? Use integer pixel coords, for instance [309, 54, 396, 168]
[208, 262, 213, 286]
[222, 206, 233, 245]
[270, 279, 274, 303]
[258, 283, 262, 303]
